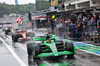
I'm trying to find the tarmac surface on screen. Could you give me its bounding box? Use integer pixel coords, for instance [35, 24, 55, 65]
[0, 30, 100, 66]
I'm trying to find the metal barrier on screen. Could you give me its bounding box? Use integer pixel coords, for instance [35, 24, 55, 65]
[84, 28, 100, 43]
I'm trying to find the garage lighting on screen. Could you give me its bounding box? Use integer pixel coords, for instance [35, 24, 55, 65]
[97, 33, 99, 35]
[90, 34, 92, 36]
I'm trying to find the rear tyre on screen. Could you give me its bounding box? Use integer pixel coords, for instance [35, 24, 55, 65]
[27, 43, 33, 56]
[12, 34, 18, 42]
[65, 42, 75, 57]
[27, 42, 40, 60]
[32, 45, 41, 60]
[5, 30, 8, 35]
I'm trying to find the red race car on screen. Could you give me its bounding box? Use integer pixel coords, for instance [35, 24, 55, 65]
[12, 29, 34, 42]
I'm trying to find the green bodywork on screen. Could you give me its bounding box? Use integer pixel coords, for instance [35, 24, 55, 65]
[32, 35, 76, 58]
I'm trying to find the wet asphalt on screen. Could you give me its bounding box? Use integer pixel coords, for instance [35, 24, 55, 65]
[0, 30, 100, 66]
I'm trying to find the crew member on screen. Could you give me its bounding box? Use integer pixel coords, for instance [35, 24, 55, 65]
[88, 17, 97, 33]
[97, 15, 100, 32]
[76, 18, 83, 40]
[50, 18, 54, 30]
[82, 17, 88, 33]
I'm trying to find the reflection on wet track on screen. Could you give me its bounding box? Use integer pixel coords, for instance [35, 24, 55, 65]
[28, 55, 77, 66]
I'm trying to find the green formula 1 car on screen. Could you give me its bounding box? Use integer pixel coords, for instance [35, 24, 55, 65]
[27, 34, 76, 60]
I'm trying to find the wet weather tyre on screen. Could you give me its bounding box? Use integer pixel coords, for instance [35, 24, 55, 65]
[5, 30, 8, 35]
[32, 45, 41, 60]
[65, 42, 74, 57]
[12, 34, 18, 42]
[27, 43, 33, 56]
[27, 42, 40, 59]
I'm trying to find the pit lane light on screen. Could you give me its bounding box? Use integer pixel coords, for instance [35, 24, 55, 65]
[97, 33, 99, 35]
[52, 15, 55, 19]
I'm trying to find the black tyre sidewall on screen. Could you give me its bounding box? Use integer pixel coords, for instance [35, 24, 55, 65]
[12, 34, 18, 42]
[5, 30, 8, 35]
[27, 43, 33, 56]
[65, 42, 74, 53]
[27, 42, 40, 57]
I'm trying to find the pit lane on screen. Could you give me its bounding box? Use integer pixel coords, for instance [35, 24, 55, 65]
[0, 30, 100, 66]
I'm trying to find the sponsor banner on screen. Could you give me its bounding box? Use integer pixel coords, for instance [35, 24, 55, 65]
[51, 0, 58, 6]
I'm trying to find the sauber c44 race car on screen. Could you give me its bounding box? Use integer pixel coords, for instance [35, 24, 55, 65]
[27, 34, 76, 60]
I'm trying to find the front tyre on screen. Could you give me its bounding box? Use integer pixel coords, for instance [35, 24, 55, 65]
[65, 42, 75, 57]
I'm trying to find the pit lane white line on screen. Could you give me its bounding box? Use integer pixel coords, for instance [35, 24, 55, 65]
[0, 37, 26, 66]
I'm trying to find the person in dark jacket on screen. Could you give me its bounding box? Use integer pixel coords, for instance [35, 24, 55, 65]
[76, 18, 83, 40]
[97, 15, 100, 32]
[87, 15, 91, 21]
[87, 17, 97, 34]
[82, 17, 88, 33]
[50, 18, 54, 30]
[66, 19, 73, 27]
[94, 15, 99, 23]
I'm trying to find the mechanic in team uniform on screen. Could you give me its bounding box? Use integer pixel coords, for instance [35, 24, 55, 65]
[88, 17, 97, 33]
[76, 18, 83, 40]
[50, 18, 55, 30]
[82, 17, 88, 33]
[97, 15, 100, 32]
[67, 19, 73, 26]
